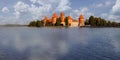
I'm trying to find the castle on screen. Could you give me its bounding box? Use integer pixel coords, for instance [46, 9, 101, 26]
[43, 12, 85, 27]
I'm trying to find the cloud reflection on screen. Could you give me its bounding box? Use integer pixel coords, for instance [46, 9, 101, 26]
[0, 27, 120, 60]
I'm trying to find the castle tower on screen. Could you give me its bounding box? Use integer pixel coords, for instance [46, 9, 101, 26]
[78, 14, 85, 27]
[60, 12, 65, 26]
[43, 16, 48, 26]
[52, 13, 58, 25]
[68, 16, 73, 26]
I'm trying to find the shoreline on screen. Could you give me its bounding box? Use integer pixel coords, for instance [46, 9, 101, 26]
[0, 25, 28, 27]
[0, 25, 119, 28]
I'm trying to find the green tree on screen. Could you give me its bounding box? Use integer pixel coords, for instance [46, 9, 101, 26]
[55, 17, 61, 26]
[29, 21, 37, 27]
[89, 16, 94, 25]
[107, 21, 111, 27]
[36, 20, 43, 27]
[85, 19, 89, 25]
[65, 17, 69, 27]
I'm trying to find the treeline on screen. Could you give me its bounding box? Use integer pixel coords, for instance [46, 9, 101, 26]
[29, 20, 44, 27]
[85, 16, 120, 27]
[28, 17, 69, 27]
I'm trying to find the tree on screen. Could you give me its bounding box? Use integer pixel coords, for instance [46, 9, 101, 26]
[29, 21, 37, 27]
[85, 19, 89, 25]
[88, 16, 120, 27]
[36, 20, 43, 27]
[65, 17, 69, 27]
[55, 17, 61, 26]
[89, 16, 94, 25]
[107, 21, 111, 27]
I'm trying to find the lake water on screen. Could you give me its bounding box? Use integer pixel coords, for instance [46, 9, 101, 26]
[0, 27, 120, 60]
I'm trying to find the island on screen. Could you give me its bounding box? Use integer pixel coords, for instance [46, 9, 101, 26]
[28, 12, 120, 27]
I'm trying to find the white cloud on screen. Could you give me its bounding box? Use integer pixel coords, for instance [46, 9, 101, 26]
[96, 3, 103, 8]
[105, 1, 112, 6]
[30, 0, 57, 5]
[13, 0, 71, 20]
[108, 0, 120, 21]
[0, 0, 71, 24]
[29, 4, 52, 19]
[101, 13, 108, 18]
[30, 0, 71, 12]
[30, 0, 37, 3]
[111, 0, 120, 15]
[14, 1, 29, 12]
[108, 15, 120, 22]
[1, 7, 9, 13]
[55, 0, 71, 12]
[95, 0, 113, 8]
[71, 7, 94, 19]
[14, 1, 29, 18]
[81, 7, 89, 13]
[0, 15, 19, 25]
[13, 1, 52, 19]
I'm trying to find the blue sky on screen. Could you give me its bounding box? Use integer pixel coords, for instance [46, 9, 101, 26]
[0, 0, 120, 24]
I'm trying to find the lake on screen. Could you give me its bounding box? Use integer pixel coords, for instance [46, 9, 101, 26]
[0, 27, 120, 60]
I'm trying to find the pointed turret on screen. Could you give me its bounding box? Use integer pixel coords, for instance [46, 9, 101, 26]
[60, 12, 65, 26]
[52, 12, 58, 25]
[53, 12, 58, 18]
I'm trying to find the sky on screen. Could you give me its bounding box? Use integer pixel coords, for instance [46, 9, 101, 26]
[0, 0, 120, 25]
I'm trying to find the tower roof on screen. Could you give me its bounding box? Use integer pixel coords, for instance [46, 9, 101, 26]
[60, 12, 64, 17]
[44, 16, 48, 20]
[79, 14, 84, 19]
[53, 12, 58, 18]
[68, 16, 72, 20]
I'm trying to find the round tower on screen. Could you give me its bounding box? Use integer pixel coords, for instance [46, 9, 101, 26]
[52, 13, 58, 25]
[78, 14, 85, 27]
[68, 16, 73, 26]
[60, 12, 65, 26]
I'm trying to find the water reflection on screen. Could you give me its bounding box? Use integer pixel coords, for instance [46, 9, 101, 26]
[0, 27, 120, 60]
